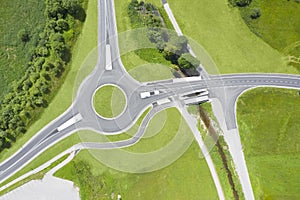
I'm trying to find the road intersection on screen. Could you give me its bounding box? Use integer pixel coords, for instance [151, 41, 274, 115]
[0, 0, 300, 199]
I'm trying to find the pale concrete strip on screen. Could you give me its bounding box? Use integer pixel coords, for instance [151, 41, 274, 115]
[0, 148, 81, 200]
[177, 104, 225, 200]
[0, 144, 82, 192]
[0, 175, 80, 200]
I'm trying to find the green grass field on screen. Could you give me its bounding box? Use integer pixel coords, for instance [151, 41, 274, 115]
[239, 0, 300, 70]
[0, 0, 98, 163]
[237, 88, 300, 199]
[55, 143, 219, 200]
[167, 0, 298, 74]
[1, 107, 219, 199]
[93, 85, 126, 118]
[0, 0, 46, 98]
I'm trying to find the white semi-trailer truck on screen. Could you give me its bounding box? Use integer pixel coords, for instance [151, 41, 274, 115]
[57, 113, 83, 132]
[105, 44, 112, 71]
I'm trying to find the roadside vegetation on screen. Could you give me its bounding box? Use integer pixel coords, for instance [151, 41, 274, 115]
[192, 103, 244, 200]
[167, 0, 298, 74]
[237, 88, 300, 199]
[0, 0, 87, 153]
[125, 0, 200, 77]
[232, 0, 300, 70]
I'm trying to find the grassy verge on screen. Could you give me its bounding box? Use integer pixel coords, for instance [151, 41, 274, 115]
[0, 0, 98, 163]
[167, 0, 298, 74]
[93, 85, 126, 118]
[196, 103, 244, 200]
[0, 0, 45, 98]
[237, 88, 300, 199]
[0, 154, 69, 196]
[55, 143, 219, 200]
[238, 0, 300, 70]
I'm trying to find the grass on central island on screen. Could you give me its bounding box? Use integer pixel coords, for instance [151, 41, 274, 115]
[93, 85, 126, 118]
[237, 88, 300, 199]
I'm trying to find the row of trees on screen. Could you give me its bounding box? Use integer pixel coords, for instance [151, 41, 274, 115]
[128, 0, 200, 76]
[0, 0, 86, 151]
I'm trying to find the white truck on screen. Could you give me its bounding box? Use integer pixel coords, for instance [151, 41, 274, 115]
[105, 44, 112, 70]
[140, 90, 160, 99]
[57, 113, 82, 132]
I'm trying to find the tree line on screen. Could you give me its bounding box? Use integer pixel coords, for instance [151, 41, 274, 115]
[128, 0, 201, 77]
[0, 0, 86, 151]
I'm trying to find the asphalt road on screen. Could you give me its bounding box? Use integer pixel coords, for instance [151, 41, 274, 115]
[0, 0, 300, 191]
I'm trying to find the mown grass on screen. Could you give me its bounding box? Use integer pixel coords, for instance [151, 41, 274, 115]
[237, 88, 300, 199]
[1, 107, 219, 199]
[0, 0, 98, 163]
[0, 0, 46, 98]
[167, 0, 298, 74]
[239, 0, 300, 51]
[239, 0, 300, 70]
[55, 142, 219, 200]
[93, 85, 126, 118]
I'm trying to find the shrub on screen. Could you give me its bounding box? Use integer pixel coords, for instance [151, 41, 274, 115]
[230, 0, 252, 7]
[250, 8, 261, 19]
[178, 53, 200, 76]
[18, 29, 30, 42]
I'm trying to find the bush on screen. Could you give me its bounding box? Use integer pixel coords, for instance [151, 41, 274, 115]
[229, 0, 252, 7]
[250, 8, 261, 19]
[18, 29, 30, 42]
[178, 53, 200, 76]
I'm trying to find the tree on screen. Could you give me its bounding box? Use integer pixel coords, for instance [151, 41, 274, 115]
[162, 43, 178, 63]
[18, 29, 30, 42]
[178, 53, 200, 69]
[63, 0, 86, 21]
[250, 8, 261, 19]
[36, 46, 49, 57]
[162, 35, 188, 63]
[178, 53, 200, 76]
[46, 0, 66, 19]
[235, 0, 252, 7]
[56, 19, 69, 32]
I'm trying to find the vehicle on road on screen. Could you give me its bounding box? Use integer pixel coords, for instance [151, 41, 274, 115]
[140, 90, 160, 99]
